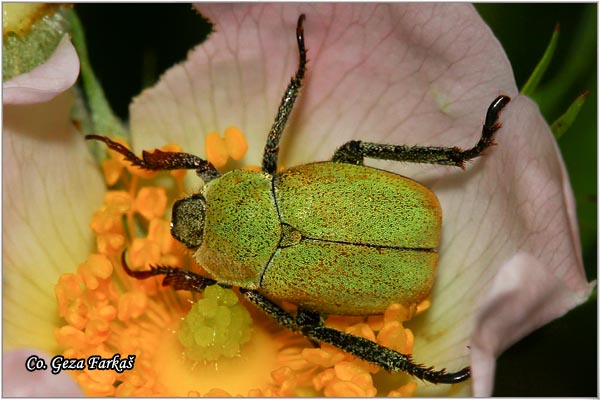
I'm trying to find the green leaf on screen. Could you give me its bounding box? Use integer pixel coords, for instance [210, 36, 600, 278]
[521, 23, 559, 96]
[550, 90, 589, 139]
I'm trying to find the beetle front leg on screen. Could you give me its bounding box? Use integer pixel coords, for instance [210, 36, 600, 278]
[261, 14, 308, 174]
[86, 135, 221, 182]
[332, 95, 510, 169]
[120, 252, 217, 292]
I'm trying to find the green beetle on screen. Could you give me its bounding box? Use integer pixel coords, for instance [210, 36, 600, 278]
[87, 14, 510, 384]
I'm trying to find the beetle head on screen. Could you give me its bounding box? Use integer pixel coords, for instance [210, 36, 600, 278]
[170, 193, 206, 249]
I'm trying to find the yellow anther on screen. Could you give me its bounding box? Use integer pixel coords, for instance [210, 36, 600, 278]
[77, 254, 113, 290]
[384, 303, 417, 323]
[89, 209, 122, 235]
[118, 291, 148, 322]
[63, 299, 88, 330]
[86, 319, 111, 344]
[206, 126, 249, 167]
[330, 360, 377, 396]
[105, 190, 132, 214]
[97, 304, 117, 321]
[416, 298, 431, 314]
[147, 218, 178, 254]
[55, 273, 83, 314]
[271, 366, 294, 385]
[302, 347, 345, 368]
[377, 320, 412, 354]
[224, 126, 248, 160]
[101, 158, 123, 186]
[346, 322, 376, 342]
[388, 381, 418, 397]
[96, 233, 126, 256]
[55, 325, 88, 350]
[134, 187, 167, 220]
[276, 347, 312, 371]
[205, 131, 229, 167]
[334, 360, 370, 381]
[129, 238, 161, 269]
[314, 368, 336, 391]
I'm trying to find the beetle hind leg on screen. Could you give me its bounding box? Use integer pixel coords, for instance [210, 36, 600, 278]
[331, 95, 511, 169]
[295, 309, 471, 384]
[240, 289, 470, 384]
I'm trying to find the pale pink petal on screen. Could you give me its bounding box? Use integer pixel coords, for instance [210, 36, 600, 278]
[471, 253, 591, 396]
[3, 91, 104, 352]
[3, 349, 83, 397]
[131, 4, 515, 167]
[128, 4, 591, 395]
[3, 35, 80, 105]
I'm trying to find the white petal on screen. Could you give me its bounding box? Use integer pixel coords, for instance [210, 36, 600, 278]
[3, 91, 104, 352]
[3, 349, 84, 397]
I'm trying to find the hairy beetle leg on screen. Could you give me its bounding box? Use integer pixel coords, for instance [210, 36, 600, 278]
[85, 135, 220, 182]
[261, 14, 308, 174]
[332, 95, 511, 168]
[240, 288, 470, 385]
[120, 252, 217, 292]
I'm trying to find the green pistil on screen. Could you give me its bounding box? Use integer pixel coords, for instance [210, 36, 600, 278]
[178, 285, 253, 362]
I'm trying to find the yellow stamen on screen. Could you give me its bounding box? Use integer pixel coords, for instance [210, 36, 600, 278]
[134, 187, 167, 220]
[205, 126, 249, 167]
[77, 254, 113, 290]
[101, 158, 124, 186]
[416, 298, 431, 314]
[205, 131, 229, 167]
[224, 126, 248, 161]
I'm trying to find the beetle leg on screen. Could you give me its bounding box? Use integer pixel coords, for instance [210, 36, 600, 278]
[86, 135, 220, 182]
[120, 252, 218, 292]
[240, 288, 299, 331]
[331, 95, 511, 169]
[261, 14, 308, 174]
[241, 289, 470, 384]
[297, 314, 471, 384]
